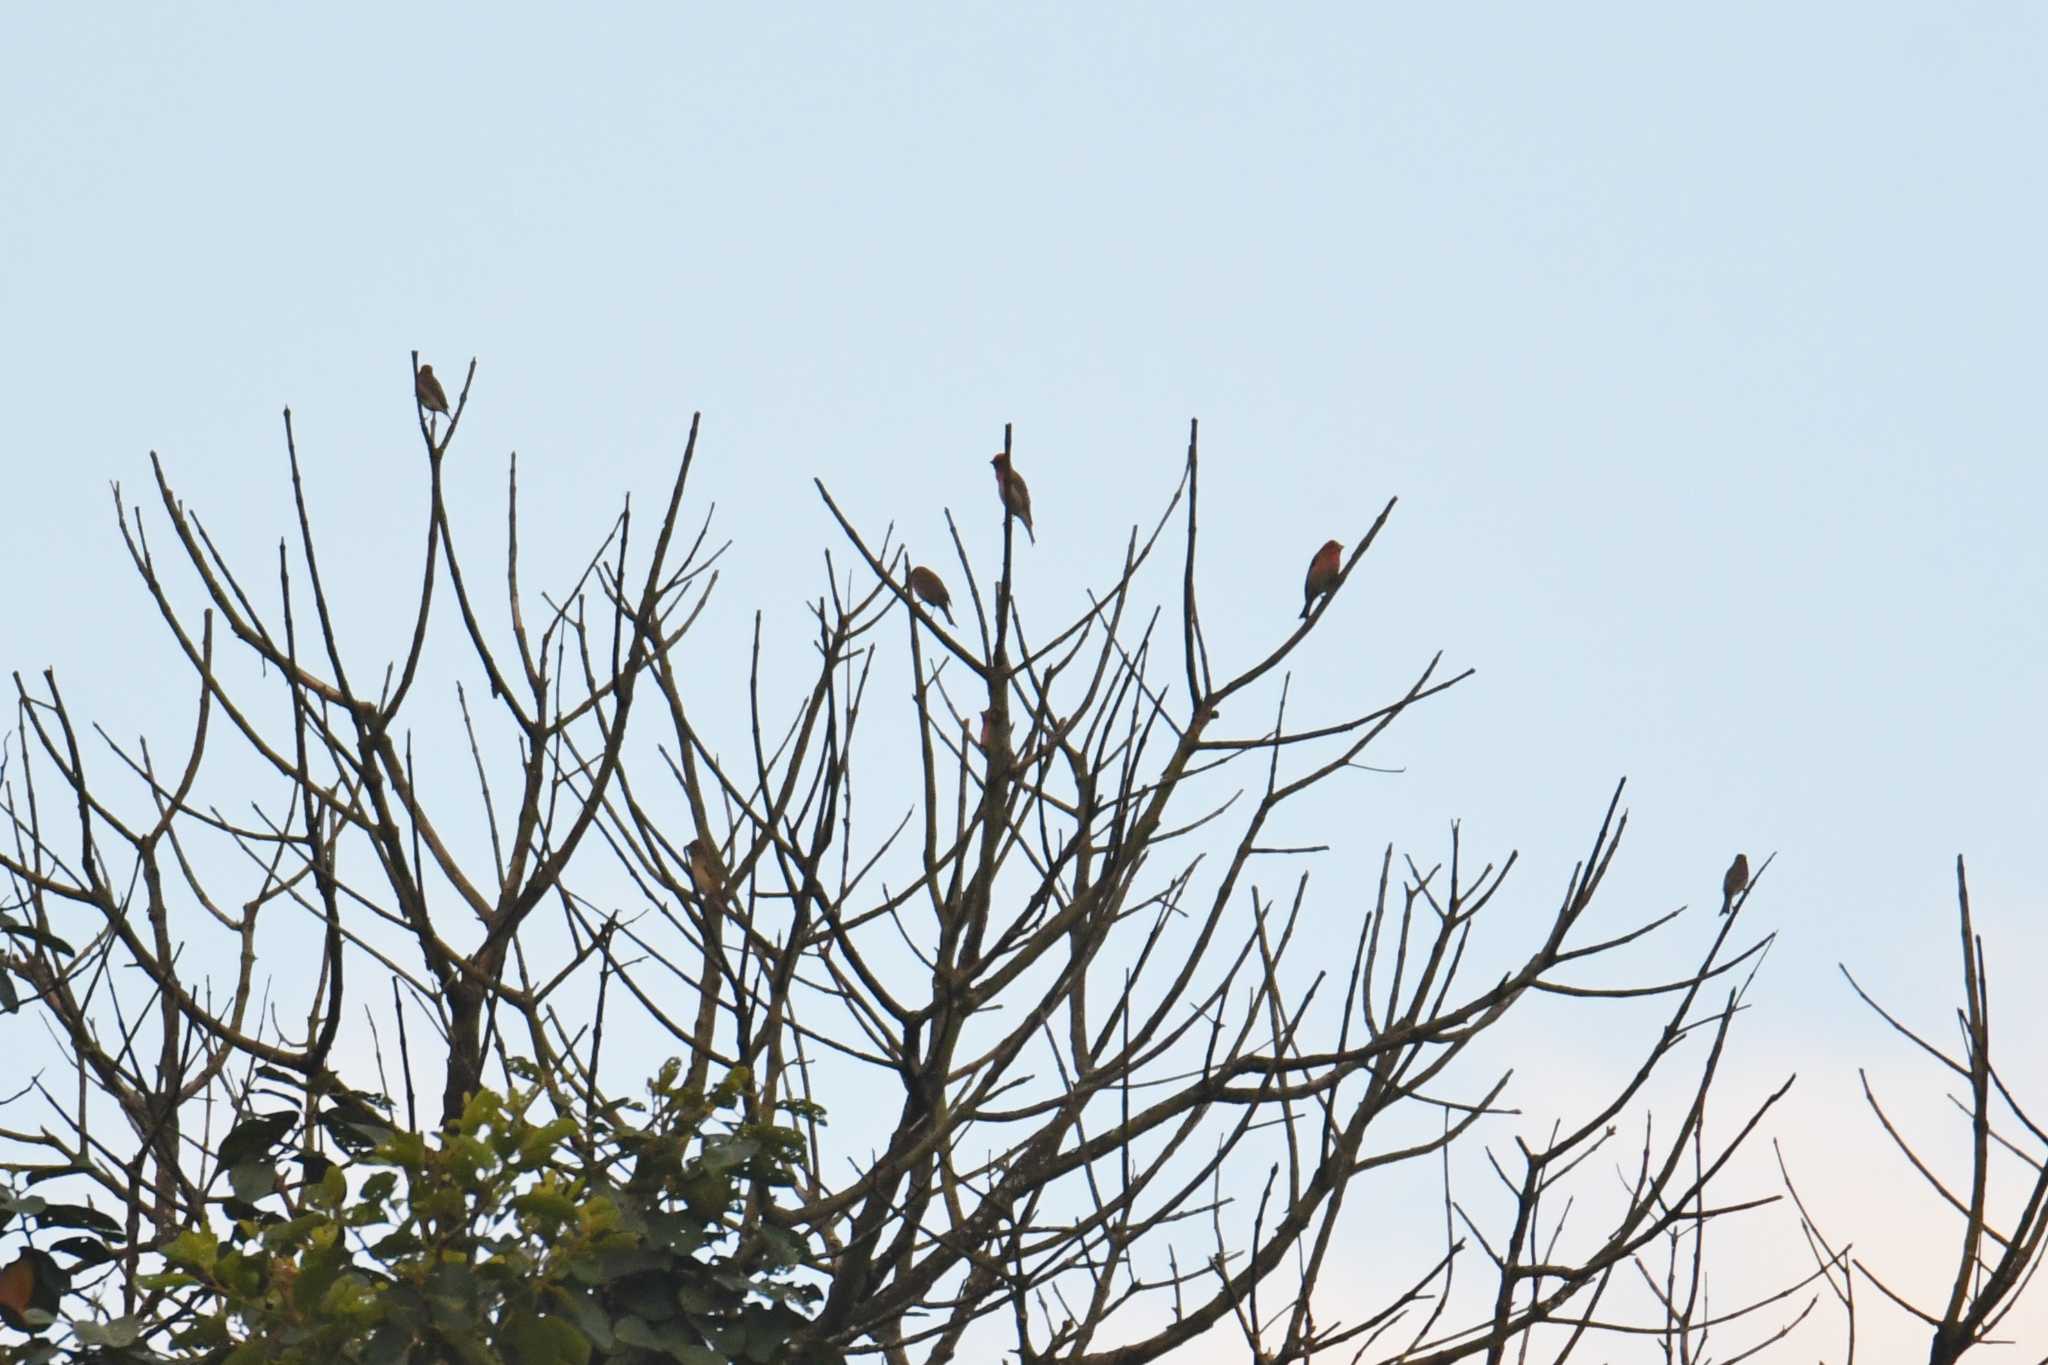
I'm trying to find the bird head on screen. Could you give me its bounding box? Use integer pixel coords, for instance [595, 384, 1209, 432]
[990, 452, 1010, 470]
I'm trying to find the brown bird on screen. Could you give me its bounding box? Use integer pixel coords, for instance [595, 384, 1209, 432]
[415, 363, 451, 416]
[908, 565, 955, 624]
[0, 1256, 29, 1324]
[990, 453, 1036, 544]
[685, 838, 728, 899]
[1720, 852, 1749, 915]
[0, 1249, 60, 1331]
[1301, 539, 1344, 620]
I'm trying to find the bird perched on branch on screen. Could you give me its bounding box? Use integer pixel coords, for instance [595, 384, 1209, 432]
[415, 363, 451, 417]
[908, 565, 955, 624]
[990, 453, 1035, 543]
[1720, 852, 1749, 914]
[1301, 539, 1344, 620]
[685, 838, 728, 900]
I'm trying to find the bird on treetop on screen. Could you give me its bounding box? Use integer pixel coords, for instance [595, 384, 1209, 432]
[1301, 539, 1344, 620]
[1720, 852, 1749, 914]
[908, 565, 955, 624]
[416, 363, 451, 416]
[685, 838, 728, 900]
[990, 453, 1035, 544]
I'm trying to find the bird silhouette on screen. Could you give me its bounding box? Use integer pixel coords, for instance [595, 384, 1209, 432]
[415, 363, 451, 416]
[1720, 852, 1749, 914]
[1301, 539, 1344, 620]
[990, 453, 1036, 543]
[908, 565, 956, 624]
[686, 838, 729, 900]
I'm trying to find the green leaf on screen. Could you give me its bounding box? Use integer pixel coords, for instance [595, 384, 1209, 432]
[135, 1271, 201, 1290]
[504, 1310, 592, 1365]
[0, 917, 76, 957]
[228, 1160, 279, 1205]
[700, 1318, 748, 1357]
[370, 1229, 423, 1258]
[71, 1316, 141, 1347]
[293, 1235, 351, 1310]
[546, 1287, 613, 1350]
[613, 1314, 663, 1349]
[163, 1227, 220, 1274]
[674, 1281, 723, 1315]
[217, 1112, 297, 1168]
[312, 1163, 349, 1210]
[701, 1136, 759, 1174]
[512, 1185, 577, 1223]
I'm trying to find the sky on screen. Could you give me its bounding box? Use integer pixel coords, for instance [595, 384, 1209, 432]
[3, 5, 2045, 1359]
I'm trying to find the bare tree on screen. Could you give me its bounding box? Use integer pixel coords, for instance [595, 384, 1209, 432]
[1, 363, 1821, 1361]
[1774, 857, 2048, 1365]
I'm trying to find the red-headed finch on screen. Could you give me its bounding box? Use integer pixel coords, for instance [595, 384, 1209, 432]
[1301, 539, 1344, 620]
[990, 453, 1036, 543]
[685, 837, 728, 900]
[416, 363, 451, 416]
[908, 565, 955, 624]
[1720, 852, 1749, 915]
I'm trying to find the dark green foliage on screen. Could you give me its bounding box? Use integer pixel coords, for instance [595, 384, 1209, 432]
[0, 1064, 833, 1365]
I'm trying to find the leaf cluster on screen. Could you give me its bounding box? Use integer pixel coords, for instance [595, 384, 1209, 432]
[0, 1064, 833, 1365]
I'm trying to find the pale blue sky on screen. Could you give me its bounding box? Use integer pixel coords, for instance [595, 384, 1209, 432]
[4, 6, 2045, 1356]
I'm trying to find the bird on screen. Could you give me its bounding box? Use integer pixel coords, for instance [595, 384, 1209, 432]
[685, 838, 728, 900]
[0, 1256, 29, 1325]
[908, 565, 955, 624]
[0, 1249, 58, 1331]
[415, 363, 451, 417]
[1301, 539, 1344, 620]
[1720, 852, 1749, 914]
[990, 453, 1036, 543]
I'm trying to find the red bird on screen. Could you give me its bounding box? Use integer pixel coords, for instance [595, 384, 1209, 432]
[1301, 539, 1344, 620]
[908, 565, 955, 624]
[416, 363, 451, 416]
[990, 453, 1036, 543]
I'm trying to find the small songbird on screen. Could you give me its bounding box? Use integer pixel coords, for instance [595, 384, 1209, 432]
[416, 363, 451, 416]
[1720, 852, 1749, 914]
[990, 453, 1036, 544]
[0, 1255, 30, 1324]
[0, 1248, 59, 1330]
[1301, 539, 1344, 620]
[685, 838, 728, 899]
[908, 565, 955, 624]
